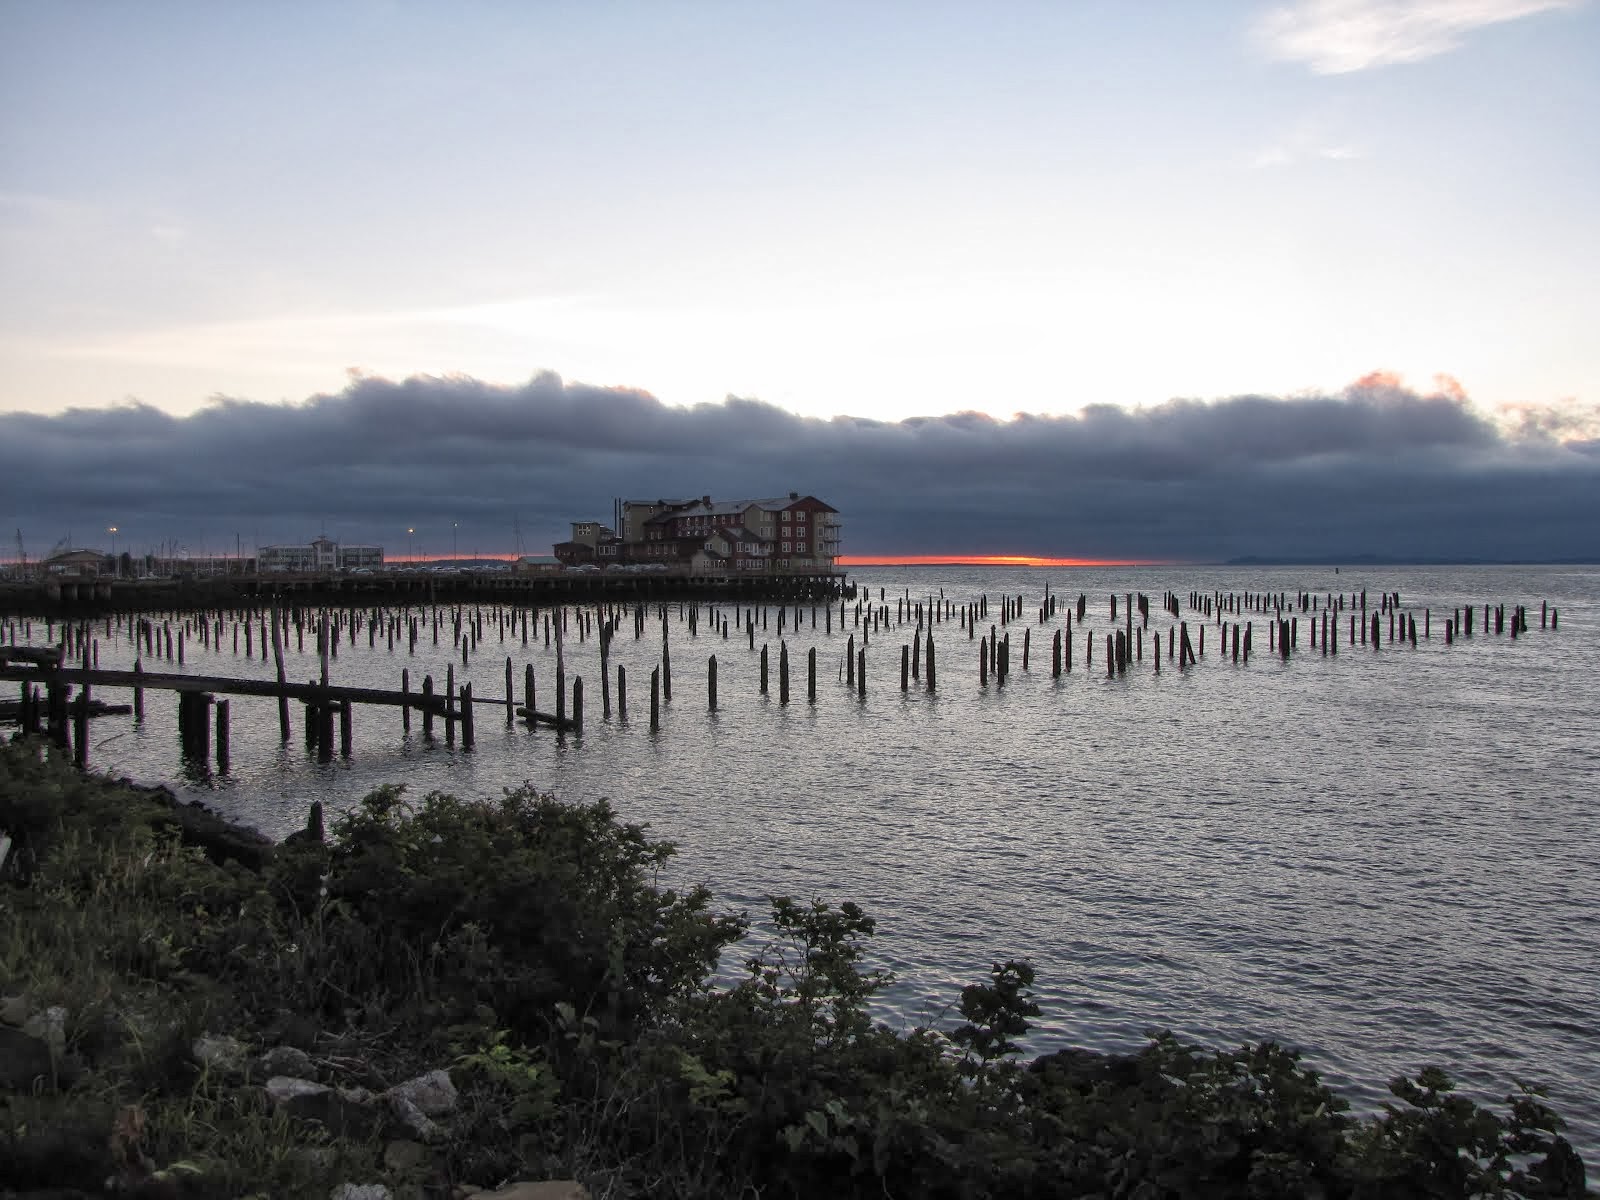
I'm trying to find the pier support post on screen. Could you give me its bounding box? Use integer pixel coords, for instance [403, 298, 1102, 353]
[216, 699, 230, 774]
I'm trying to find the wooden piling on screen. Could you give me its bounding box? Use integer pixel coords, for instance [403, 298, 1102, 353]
[317, 694, 333, 762]
[72, 691, 88, 768]
[215, 699, 230, 773]
[461, 684, 474, 748]
[708, 655, 718, 711]
[271, 600, 290, 741]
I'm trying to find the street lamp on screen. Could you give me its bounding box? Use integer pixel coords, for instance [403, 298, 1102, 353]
[108, 526, 118, 577]
[452, 521, 459, 565]
[407, 527, 415, 564]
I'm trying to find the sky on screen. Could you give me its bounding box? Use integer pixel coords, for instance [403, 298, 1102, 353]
[2, 0, 1597, 562]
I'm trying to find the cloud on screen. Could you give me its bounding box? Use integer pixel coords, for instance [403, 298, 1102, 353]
[1255, 0, 1582, 74]
[2, 371, 1595, 564]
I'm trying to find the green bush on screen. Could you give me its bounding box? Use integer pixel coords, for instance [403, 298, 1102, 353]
[265, 782, 744, 1044]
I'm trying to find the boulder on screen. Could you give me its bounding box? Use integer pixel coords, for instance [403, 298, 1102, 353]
[470, 1184, 589, 1200]
[387, 1068, 457, 1116]
[266, 1076, 385, 1140]
[23, 1004, 67, 1054]
[383, 1138, 430, 1172]
[387, 1095, 443, 1144]
[192, 1033, 250, 1076]
[330, 1186, 392, 1200]
[260, 1043, 316, 1079]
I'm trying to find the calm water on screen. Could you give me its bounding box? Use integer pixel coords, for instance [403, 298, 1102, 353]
[8, 564, 1599, 1156]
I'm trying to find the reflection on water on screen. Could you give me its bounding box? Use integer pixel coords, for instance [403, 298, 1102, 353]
[9, 563, 1599, 1155]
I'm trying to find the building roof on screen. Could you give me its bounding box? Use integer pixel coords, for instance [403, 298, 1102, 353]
[642, 495, 837, 525]
[707, 526, 770, 546]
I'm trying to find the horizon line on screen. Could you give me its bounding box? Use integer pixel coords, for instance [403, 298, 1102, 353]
[838, 555, 1171, 568]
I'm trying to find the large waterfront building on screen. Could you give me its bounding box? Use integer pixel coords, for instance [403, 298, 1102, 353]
[555, 494, 840, 573]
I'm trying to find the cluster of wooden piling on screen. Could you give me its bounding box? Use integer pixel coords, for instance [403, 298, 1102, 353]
[1, 581, 1565, 776]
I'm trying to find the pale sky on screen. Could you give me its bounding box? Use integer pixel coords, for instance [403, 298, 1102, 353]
[2, 0, 1596, 424]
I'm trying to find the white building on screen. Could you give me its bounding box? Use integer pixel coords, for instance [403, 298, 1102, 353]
[258, 535, 384, 572]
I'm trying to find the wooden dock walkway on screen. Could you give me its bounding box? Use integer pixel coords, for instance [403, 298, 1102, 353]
[2, 648, 577, 772]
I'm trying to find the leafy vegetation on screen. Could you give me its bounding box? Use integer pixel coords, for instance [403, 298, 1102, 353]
[0, 737, 1590, 1197]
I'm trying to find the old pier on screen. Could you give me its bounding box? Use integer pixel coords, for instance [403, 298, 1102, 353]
[0, 579, 1561, 777]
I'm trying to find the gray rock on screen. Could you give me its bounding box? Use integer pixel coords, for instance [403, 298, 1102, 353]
[387, 1067, 457, 1116]
[383, 1138, 430, 1172]
[472, 1184, 590, 1200]
[266, 1075, 385, 1139]
[22, 1005, 67, 1054]
[267, 1074, 329, 1104]
[291, 1145, 339, 1173]
[0, 994, 28, 1027]
[387, 1094, 443, 1143]
[193, 1032, 250, 1075]
[260, 1043, 316, 1078]
[330, 1185, 393, 1200]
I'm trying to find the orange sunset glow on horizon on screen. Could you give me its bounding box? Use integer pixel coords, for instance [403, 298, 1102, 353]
[838, 554, 1168, 568]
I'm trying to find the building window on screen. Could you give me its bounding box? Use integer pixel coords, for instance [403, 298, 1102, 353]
[781, 511, 790, 523]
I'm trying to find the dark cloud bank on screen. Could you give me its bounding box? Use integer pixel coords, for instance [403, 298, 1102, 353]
[3, 371, 1597, 563]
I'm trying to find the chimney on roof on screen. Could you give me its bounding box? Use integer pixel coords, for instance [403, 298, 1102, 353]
[703, 495, 711, 506]
[789, 491, 799, 500]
